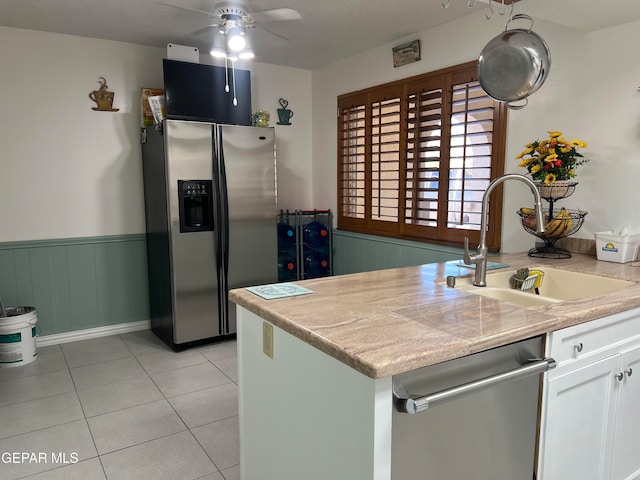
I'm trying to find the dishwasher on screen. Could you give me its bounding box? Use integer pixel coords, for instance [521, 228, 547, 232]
[392, 336, 555, 480]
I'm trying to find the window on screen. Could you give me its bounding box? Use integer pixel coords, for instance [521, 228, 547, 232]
[338, 61, 507, 251]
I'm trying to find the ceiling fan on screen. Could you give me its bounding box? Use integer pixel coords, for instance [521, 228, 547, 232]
[162, 1, 302, 57]
[163, 2, 300, 105]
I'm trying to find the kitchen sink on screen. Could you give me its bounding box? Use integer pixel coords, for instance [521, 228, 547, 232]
[456, 286, 561, 307]
[447, 266, 636, 306]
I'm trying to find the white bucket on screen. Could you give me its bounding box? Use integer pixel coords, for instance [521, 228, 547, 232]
[0, 307, 38, 368]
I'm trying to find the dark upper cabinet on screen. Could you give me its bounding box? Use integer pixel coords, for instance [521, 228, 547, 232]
[163, 59, 252, 126]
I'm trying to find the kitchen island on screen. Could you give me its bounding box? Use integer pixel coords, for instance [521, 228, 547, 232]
[230, 252, 640, 479]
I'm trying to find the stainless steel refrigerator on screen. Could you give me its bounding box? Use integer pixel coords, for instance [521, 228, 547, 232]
[141, 119, 277, 349]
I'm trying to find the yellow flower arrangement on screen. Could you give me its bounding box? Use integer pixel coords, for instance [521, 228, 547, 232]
[516, 131, 589, 184]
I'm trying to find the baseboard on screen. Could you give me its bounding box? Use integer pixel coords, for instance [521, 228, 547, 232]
[37, 320, 151, 347]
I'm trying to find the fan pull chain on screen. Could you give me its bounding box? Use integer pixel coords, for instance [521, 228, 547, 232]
[224, 57, 230, 93]
[231, 59, 238, 106]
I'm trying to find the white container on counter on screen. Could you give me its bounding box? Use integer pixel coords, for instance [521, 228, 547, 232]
[595, 231, 640, 263]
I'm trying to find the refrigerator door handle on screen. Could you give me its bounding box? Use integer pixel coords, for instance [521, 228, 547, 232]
[216, 126, 231, 335]
[213, 126, 227, 335]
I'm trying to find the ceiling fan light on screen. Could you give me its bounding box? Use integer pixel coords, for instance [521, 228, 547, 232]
[210, 47, 226, 58]
[226, 26, 246, 51]
[210, 30, 227, 58]
[238, 34, 254, 60]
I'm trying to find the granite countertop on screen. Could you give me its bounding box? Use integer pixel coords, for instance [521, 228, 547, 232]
[229, 253, 640, 379]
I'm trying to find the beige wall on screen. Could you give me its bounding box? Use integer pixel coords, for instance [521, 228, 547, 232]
[243, 60, 313, 212]
[311, 11, 640, 252]
[0, 27, 313, 243]
[3, 13, 640, 251]
[0, 27, 164, 242]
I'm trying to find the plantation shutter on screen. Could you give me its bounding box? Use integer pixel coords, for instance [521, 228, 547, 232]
[402, 76, 446, 239]
[368, 86, 402, 235]
[444, 67, 505, 247]
[447, 78, 496, 230]
[337, 61, 506, 251]
[338, 93, 367, 231]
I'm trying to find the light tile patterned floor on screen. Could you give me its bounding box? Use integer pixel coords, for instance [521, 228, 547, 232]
[0, 330, 239, 480]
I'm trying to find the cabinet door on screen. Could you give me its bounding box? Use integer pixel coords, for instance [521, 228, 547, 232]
[610, 345, 640, 480]
[539, 355, 619, 480]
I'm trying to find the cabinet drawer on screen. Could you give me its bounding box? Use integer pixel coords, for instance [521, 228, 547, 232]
[548, 308, 640, 368]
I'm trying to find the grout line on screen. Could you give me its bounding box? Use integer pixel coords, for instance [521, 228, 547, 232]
[95, 430, 200, 458]
[64, 352, 135, 371]
[189, 425, 223, 473]
[0, 362, 70, 386]
[65, 361, 102, 474]
[82, 389, 164, 419]
[0, 416, 89, 442]
[12, 456, 103, 480]
[97, 455, 109, 480]
[3, 334, 239, 479]
[135, 352, 210, 376]
[0, 377, 76, 410]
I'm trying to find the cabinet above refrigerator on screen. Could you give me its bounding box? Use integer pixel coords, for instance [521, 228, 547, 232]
[163, 59, 252, 125]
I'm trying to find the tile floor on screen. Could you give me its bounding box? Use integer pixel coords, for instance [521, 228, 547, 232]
[0, 330, 240, 480]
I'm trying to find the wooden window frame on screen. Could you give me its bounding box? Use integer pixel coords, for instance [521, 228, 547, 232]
[337, 61, 507, 252]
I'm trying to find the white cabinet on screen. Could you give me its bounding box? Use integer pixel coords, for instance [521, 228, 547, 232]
[541, 354, 618, 479]
[538, 308, 640, 480]
[610, 344, 640, 480]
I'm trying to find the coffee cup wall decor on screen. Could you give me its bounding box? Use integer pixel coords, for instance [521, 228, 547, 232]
[277, 98, 293, 125]
[89, 77, 119, 112]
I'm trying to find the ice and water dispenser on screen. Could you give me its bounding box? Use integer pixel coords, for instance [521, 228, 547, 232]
[178, 180, 214, 233]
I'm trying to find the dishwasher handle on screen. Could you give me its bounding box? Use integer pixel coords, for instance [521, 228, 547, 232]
[395, 357, 556, 414]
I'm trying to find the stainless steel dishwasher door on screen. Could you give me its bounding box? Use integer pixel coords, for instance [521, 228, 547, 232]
[392, 336, 548, 480]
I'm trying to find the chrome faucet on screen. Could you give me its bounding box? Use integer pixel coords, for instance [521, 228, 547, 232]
[463, 174, 545, 287]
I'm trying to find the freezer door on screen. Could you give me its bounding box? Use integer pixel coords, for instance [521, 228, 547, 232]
[218, 125, 277, 333]
[165, 120, 221, 344]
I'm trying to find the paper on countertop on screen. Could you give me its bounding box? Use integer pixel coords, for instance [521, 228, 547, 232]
[245, 283, 314, 300]
[448, 260, 510, 270]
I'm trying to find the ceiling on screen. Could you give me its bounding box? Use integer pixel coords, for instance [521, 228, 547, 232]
[1, 0, 640, 69]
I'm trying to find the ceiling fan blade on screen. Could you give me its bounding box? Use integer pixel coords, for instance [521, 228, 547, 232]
[252, 25, 290, 47]
[248, 8, 301, 23]
[188, 25, 219, 37]
[161, 1, 220, 19]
